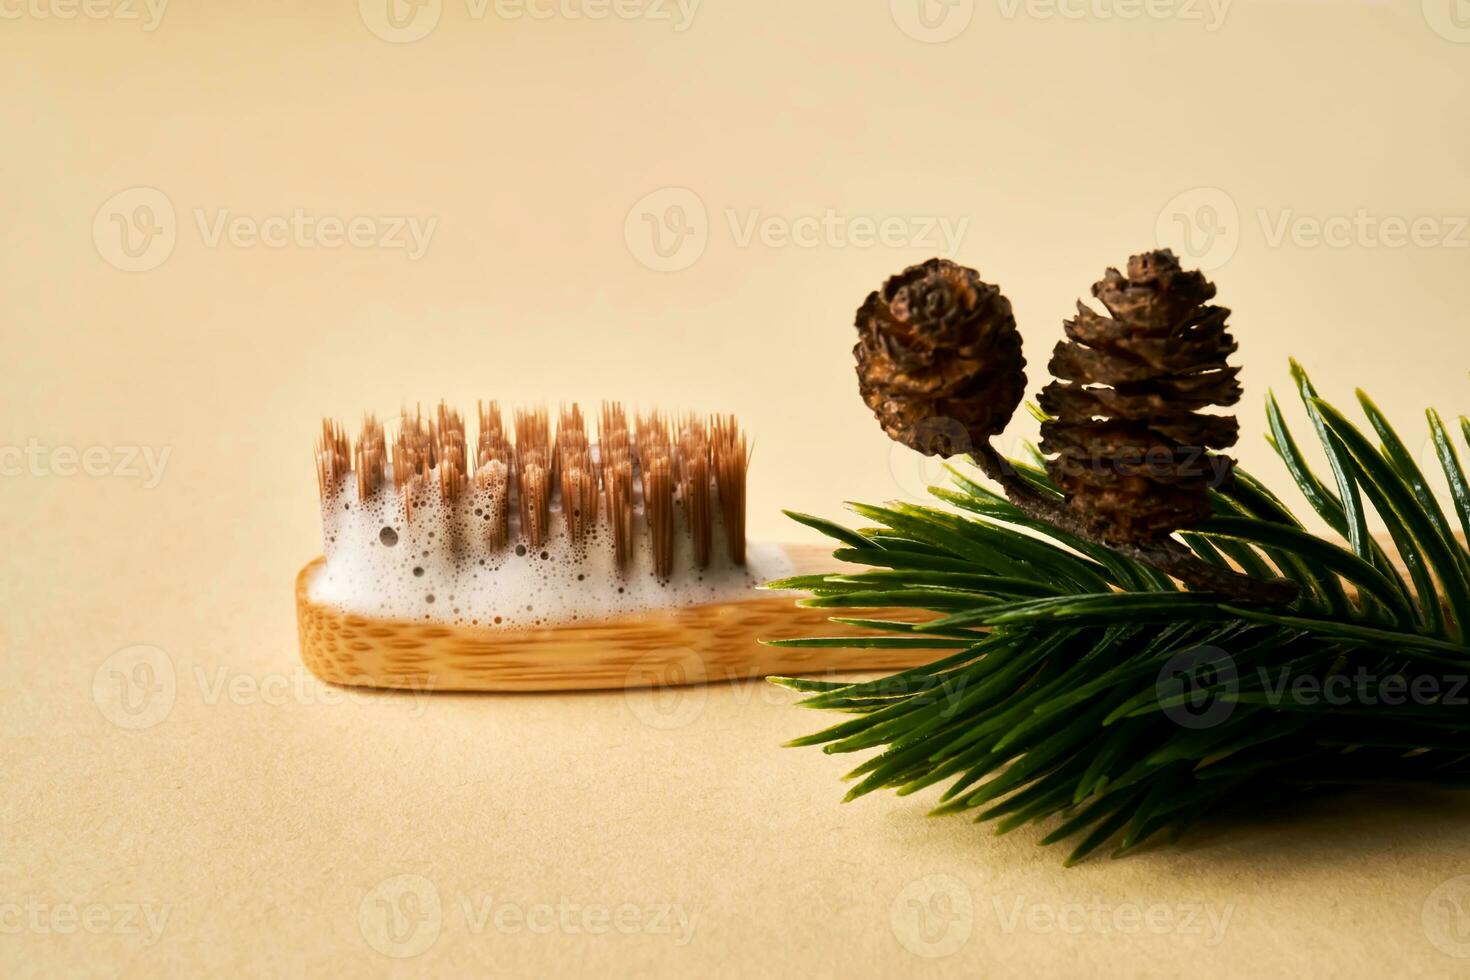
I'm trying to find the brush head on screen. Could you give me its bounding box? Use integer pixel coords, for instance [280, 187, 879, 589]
[311, 402, 762, 627]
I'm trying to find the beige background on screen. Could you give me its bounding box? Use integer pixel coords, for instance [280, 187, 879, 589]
[5, 0, 1470, 976]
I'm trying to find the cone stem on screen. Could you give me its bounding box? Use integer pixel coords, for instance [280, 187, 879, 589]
[969, 443, 1298, 605]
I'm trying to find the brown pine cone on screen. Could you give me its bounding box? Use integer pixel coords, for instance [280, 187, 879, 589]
[1039, 249, 1240, 544]
[855, 258, 1026, 456]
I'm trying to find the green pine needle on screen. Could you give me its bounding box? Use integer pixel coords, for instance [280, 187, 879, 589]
[769, 364, 1470, 863]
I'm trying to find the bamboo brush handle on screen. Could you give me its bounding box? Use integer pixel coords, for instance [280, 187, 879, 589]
[295, 545, 932, 692]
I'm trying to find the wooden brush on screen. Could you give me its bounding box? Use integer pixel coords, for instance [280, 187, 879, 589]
[298, 402, 927, 692]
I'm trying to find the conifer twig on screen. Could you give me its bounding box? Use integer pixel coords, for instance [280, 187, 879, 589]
[968, 443, 1299, 604]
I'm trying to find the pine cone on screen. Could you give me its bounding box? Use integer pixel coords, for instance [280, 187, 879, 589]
[855, 258, 1026, 456]
[1039, 249, 1240, 544]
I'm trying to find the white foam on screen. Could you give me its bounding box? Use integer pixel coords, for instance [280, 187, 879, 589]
[309, 467, 791, 627]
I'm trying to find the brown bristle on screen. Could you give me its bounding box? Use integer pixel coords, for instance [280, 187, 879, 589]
[559, 462, 597, 545]
[474, 459, 510, 550]
[677, 415, 713, 568]
[556, 405, 597, 545]
[712, 414, 749, 564]
[603, 463, 634, 567]
[514, 408, 551, 470]
[598, 403, 633, 568]
[635, 411, 675, 578]
[513, 408, 552, 547]
[475, 401, 511, 469]
[643, 452, 675, 578]
[599, 402, 630, 454]
[392, 408, 432, 486]
[391, 407, 433, 522]
[634, 409, 669, 460]
[316, 419, 351, 498]
[554, 404, 583, 485]
[433, 402, 467, 502]
[354, 415, 386, 501]
[519, 462, 550, 548]
[473, 402, 511, 549]
[317, 401, 748, 572]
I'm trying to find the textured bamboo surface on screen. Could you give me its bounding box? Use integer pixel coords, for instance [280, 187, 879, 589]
[295, 545, 935, 692]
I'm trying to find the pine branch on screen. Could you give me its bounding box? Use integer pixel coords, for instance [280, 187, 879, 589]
[770, 365, 1470, 864]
